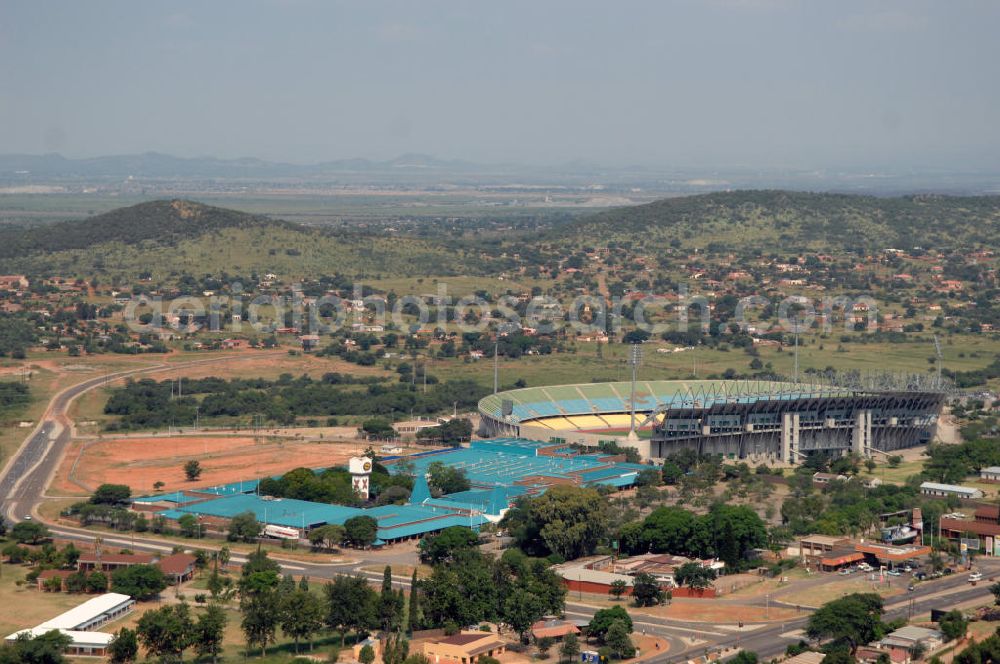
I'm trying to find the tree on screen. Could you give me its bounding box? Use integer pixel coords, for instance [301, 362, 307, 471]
[136, 604, 193, 662]
[730, 651, 759, 664]
[111, 564, 167, 600]
[344, 516, 379, 548]
[325, 574, 377, 645]
[382, 633, 410, 664]
[588, 606, 633, 644]
[609, 579, 628, 600]
[0, 630, 72, 664]
[502, 485, 607, 560]
[560, 633, 580, 663]
[990, 581, 1000, 606]
[108, 627, 139, 664]
[281, 587, 325, 653]
[11, 521, 48, 544]
[193, 604, 227, 663]
[419, 526, 479, 564]
[504, 586, 545, 643]
[91, 484, 131, 506]
[939, 610, 968, 643]
[87, 571, 109, 593]
[631, 572, 665, 607]
[178, 514, 200, 538]
[360, 644, 376, 664]
[308, 524, 345, 550]
[416, 419, 473, 446]
[605, 619, 635, 659]
[228, 511, 262, 543]
[673, 562, 716, 591]
[806, 593, 884, 654]
[537, 636, 555, 658]
[408, 569, 420, 633]
[184, 460, 203, 481]
[427, 461, 471, 494]
[65, 571, 88, 594]
[379, 566, 405, 633]
[241, 582, 280, 656]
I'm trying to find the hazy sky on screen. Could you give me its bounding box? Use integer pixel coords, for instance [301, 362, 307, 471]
[2, 0, 998, 169]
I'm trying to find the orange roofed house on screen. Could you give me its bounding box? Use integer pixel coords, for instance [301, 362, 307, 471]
[421, 632, 507, 664]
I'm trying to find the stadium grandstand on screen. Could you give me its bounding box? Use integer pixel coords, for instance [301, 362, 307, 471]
[478, 375, 947, 463]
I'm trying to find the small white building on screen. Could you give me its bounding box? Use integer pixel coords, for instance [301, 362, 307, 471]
[5, 593, 134, 657]
[981, 466, 1000, 482]
[919, 481, 983, 499]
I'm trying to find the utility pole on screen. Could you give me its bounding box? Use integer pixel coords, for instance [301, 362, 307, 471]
[493, 339, 499, 394]
[628, 343, 642, 441]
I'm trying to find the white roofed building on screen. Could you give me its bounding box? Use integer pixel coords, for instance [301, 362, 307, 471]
[5, 592, 134, 657]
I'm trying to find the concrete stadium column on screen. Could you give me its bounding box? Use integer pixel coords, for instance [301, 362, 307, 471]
[781, 412, 800, 464]
[630, 437, 652, 461]
[853, 409, 872, 457]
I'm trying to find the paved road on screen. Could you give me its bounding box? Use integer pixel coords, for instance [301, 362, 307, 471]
[1, 354, 283, 524]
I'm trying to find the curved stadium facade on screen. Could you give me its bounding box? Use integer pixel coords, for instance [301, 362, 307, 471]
[478, 378, 946, 463]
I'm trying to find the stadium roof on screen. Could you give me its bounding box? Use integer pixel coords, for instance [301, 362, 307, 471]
[479, 380, 854, 424]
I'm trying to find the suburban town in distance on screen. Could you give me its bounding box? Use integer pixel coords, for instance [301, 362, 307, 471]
[3, 2, 1000, 664]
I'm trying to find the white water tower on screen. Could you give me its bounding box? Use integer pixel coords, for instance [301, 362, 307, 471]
[349, 456, 373, 500]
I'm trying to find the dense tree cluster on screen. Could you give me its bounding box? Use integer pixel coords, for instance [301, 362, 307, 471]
[420, 548, 565, 642]
[502, 485, 608, 560]
[103, 374, 487, 429]
[618, 504, 766, 569]
[259, 465, 412, 507]
[0, 316, 37, 358]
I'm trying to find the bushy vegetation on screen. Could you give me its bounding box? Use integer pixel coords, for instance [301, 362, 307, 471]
[0, 381, 29, 415]
[618, 504, 767, 568]
[555, 190, 1000, 255]
[103, 373, 488, 429]
[0, 316, 36, 358]
[259, 465, 412, 506]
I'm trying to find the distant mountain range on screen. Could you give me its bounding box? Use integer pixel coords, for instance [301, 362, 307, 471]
[0, 151, 490, 179]
[3, 151, 999, 194]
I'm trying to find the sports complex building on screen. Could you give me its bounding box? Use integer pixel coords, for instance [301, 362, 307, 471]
[478, 377, 947, 463]
[131, 438, 647, 545]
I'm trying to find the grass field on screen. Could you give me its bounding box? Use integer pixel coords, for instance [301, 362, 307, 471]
[0, 563, 91, 638]
[779, 575, 904, 608]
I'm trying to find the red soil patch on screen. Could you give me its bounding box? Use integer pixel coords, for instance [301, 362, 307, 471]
[638, 600, 800, 623]
[57, 435, 368, 495]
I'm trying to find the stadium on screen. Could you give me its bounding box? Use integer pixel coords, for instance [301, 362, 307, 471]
[478, 376, 947, 463]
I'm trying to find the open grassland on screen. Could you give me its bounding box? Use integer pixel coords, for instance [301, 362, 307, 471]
[778, 575, 904, 608]
[0, 564, 91, 638]
[431, 334, 1000, 391]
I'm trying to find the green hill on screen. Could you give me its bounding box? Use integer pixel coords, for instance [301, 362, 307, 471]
[0, 199, 493, 280]
[549, 190, 1000, 254]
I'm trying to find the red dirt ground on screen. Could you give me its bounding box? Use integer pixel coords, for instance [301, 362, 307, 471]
[54, 435, 368, 495]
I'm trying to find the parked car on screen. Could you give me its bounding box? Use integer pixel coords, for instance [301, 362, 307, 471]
[839, 568, 853, 575]
[887, 569, 903, 577]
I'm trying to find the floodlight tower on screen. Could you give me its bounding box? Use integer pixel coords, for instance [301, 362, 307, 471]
[933, 334, 943, 386]
[493, 339, 499, 394]
[627, 343, 643, 441]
